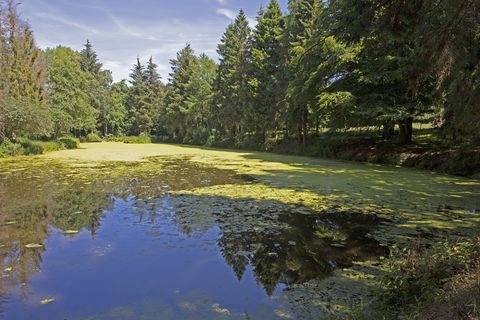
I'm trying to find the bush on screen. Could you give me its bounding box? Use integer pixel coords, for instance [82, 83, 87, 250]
[373, 237, 480, 318]
[58, 137, 79, 149]
[182, 128, 210, 145]
[40, 141, 64, 152]
[86, 133, 102, 143]
[17, 137, 44, 155]
[0, 139, 23, 157]
[123, 133, 151, 144]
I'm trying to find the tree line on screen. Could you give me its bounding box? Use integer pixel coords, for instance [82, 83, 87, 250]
[1, 0, 478, 149]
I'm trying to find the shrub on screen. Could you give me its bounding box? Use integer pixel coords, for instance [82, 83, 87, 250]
[58, 137, 79, 149]
[123, 133, 151, 144]
[17, 137, 44, 155]
[0, 139, 22, 157]
[39, 141, 63, 152]
[86, 133, 102, 143]
[374, 237, 480, 318]
[182, 128, 210, 145]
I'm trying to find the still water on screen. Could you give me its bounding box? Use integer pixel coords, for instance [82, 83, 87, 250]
[0, 157, 386, 319]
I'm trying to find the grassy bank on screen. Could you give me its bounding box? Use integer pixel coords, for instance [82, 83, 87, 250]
[350, 236, 480, 320]
[0, 136, 79, 158]
[268, 127, 480, 178]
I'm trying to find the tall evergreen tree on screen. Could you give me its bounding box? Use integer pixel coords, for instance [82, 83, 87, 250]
[248, 0, 285, 142]
[215, 10, 251, 141]
[163, 44, 197, 140]
[283, 0, 316, 145]
[80, 39, 102, 76]
[126, 58, 146, 135]
[140, 57, 164, 134]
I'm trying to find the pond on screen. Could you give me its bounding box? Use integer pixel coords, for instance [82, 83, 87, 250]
[0, 144, 479, 319]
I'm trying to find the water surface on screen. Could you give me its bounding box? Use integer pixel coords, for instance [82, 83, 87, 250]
[0, 157, 387, 319]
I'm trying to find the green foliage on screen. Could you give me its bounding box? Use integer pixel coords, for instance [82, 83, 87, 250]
[0, 98, 52, 141]
[86, 133, 102, 143]
[116, 133, 152, 144]
[0, 139, 23, 157]
[248, 0, 285, 141]
[46, 46, 96, 136]
[17, 137, 45, 155]
[215, 10, 252, 140]
[58, 137, 79, 149]
[374, 237, 480, 318]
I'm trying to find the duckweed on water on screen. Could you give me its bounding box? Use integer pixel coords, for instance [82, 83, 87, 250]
[0, 143, 478, 319]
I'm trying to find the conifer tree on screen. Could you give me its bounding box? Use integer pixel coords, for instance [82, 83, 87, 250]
[215, 10, 251, 141]
[283, 0, 316, 145]
[80, 40, 102, 76]
[163, 44, 197, 140]
[248, 0, 285, 142]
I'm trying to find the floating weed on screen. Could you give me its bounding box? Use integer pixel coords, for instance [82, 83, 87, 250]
[63, 230, 79, 235]
[211, 303, 230, 316]
[40, 298, 55, 305]
[24, 243, 43, 249]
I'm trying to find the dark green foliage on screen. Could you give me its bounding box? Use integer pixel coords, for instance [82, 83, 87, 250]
[0, 0, 478, 158]
[248, 0, 285, 142]
[58, 137, 79, 149]
[163, 44, 197, 140]
[122, 133, 151, 144]
[371, 237, 480, 319]
[215, 10, 252, 141]
[0, 139, 23, 157]
[86, 133, 102, 143]
[17, 137, 45, 155]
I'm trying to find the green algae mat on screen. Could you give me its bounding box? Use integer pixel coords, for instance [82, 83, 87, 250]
[0, 142, 478, 319]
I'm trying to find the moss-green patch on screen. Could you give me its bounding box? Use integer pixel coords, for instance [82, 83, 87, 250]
[1, 142, 479, 319]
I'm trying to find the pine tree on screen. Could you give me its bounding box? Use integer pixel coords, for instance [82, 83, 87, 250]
[183, 54, 217, 144]
[215, 10, 251, 141]
[283, 0, 316, 145]
[163, 44, 197, 140]
[248, 0, 285, 142]
[126, 58, 146, 135]
[80, 39, 102, 76]
[141, 57, 164, 134]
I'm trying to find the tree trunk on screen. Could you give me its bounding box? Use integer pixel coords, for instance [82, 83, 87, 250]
[399, 117, 413, 144]
[302, 109, 308, 150]
[382, 122, 395, 140]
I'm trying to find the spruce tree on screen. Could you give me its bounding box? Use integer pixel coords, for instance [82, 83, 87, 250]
[283, 0, 316, 145]
[163, 44, 197, 140]
[248, 0, 285, 142]
[126, 58, 147, 135]
[80, 39, 102, 76]
[215, 10, 251, 141]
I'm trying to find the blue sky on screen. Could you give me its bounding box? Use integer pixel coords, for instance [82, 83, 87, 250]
[20, 0, 288, 82]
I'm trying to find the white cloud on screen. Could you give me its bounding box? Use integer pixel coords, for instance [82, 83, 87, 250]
[216, 0, 228, 4]
[216, 8, 237, 20]
[34, 12, 98, 34]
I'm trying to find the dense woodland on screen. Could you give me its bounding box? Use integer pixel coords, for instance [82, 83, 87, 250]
[0, 0, 479, 152]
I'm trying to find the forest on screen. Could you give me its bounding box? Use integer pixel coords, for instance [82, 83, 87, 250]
[0, 0, 479, 319]
[0, 0, 478, 159]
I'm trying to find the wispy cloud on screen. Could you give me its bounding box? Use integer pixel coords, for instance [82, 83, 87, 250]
[34, 12, 98, 34]
[20, 0, 285, 81]
[216, 8, 236, 20]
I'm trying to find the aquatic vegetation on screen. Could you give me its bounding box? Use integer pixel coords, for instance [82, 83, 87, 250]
[0, 142, 478, 319]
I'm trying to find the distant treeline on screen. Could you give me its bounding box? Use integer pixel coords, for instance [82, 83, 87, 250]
[0, 0, 478, 149]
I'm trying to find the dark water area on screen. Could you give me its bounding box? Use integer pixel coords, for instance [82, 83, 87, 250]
[0, 158, 386, 319]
